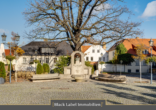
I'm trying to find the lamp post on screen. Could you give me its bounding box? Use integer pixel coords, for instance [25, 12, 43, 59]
[149, 39, 154, 84]
[120, 60, 123, 76]
[1, 33, 20, 83]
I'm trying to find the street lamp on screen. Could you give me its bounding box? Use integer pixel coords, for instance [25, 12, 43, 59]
[1, 33, 20, 83]
[120, 60, 123, 76]
[149, 39, 154, 84]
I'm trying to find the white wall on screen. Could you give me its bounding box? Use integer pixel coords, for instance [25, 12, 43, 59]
[0, 43, 6, 64]
[84, 45, 108, 62]
[15, 55, 59, 71]
[98, 60, 150, 73]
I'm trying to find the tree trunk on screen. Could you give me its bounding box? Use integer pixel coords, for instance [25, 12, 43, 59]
[75, 43, 81, 51]
[140, 61, 141, 82]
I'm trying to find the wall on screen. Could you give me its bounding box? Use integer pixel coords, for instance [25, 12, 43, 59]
[108, 50, 115, 61]
[0, 43, 5, 63]
[84, 45, 108, 62]
[98, 60, 150, 73]
[15, 55, 59, 71]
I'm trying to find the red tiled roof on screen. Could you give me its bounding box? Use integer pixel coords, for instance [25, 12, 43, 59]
[81, 45, 91, 53]
[5, 49, 14, 56]
[107, 38, 156, 56]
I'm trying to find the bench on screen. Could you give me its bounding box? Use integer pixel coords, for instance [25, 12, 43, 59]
[31, 73, 60, 82]
[98, 74, 126, 83]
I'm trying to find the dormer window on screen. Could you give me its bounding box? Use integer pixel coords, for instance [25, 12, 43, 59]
[41, 48, 54, 53]
[143, 50, 148, 54]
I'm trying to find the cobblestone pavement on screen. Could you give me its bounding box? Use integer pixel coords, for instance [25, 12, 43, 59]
[0, 75, 156, 105]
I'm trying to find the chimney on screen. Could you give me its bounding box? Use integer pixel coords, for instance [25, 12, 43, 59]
[102, 42, 106, 50]
[136, 37, 139, 39]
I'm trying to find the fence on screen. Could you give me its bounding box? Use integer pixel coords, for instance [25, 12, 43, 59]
[98, 63, 150, 73]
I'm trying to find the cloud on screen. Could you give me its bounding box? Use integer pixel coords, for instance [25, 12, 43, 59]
[141, 0, 156, 18]
[134, 8, 139, 13]
[134, 2, 139, 13]
[0, 29, 9, 34]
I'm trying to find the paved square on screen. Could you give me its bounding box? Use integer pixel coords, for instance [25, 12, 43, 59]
[0, 75, 156, 105]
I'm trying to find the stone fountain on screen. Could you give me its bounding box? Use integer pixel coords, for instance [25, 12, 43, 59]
[63, 51, 92, 82]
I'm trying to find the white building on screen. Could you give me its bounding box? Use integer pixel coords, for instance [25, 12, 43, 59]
[0, 43, 5, 63]
[81, 44, 108, 63]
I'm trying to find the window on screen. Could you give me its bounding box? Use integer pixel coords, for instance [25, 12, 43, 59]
[46, 58, 49, 63]
[91, 57, 93, 61]
[23, 58, 26, 64]
[99, 57, 101, 61]
[113, 52, 114, 56]
[103, 57, 105, 61]
[136, 69, 139, 73]
[54, 58, 57, 63]
[92, 50, 95, 53]
[128, 69, 131, 73]
[86, 57, 89, 61]
[30, 57, 34, 62]
[143, 50, 149, 54]
[97, 50, 100, 53]
[136, 60, 139, 66]
[41, 48, 54, 53]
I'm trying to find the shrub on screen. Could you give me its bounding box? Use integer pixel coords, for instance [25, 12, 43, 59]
[53, 56, 71, 74]
[99, 61, 105, 65]
[6, 55, 15, 61]
[8, 63, 13, 72]
[43, 63, 50, 73]
[0, 61, 6, 79]
[36, 63, 43, 74]
[85, 61, 94, 74]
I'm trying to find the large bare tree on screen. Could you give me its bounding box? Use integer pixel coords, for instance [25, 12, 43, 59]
[23, 0, 142, 51]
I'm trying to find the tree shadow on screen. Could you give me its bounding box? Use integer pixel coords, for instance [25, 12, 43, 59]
[106, 100, 123, 105]
[142, 93, 156, 98]
[94, 82, 136, 91]
[125, 74, 156, 80]
[136, 85, 156, 92]
[102, 88, 156, 104]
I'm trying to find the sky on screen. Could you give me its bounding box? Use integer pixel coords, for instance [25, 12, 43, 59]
[0, 0, 156, 50]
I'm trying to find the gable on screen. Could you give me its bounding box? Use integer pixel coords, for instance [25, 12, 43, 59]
[81, 46, 91, 53]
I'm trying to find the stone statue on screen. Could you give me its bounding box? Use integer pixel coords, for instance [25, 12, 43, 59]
[76, 56, 80, 61]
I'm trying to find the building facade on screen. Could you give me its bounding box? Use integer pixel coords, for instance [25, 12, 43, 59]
[106, 37, 156, 73]
[81, 44, 108, 63]
[15, 41, 73, 72]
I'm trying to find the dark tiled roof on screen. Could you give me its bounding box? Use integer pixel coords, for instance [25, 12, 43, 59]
[21, 41, 73, 56]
